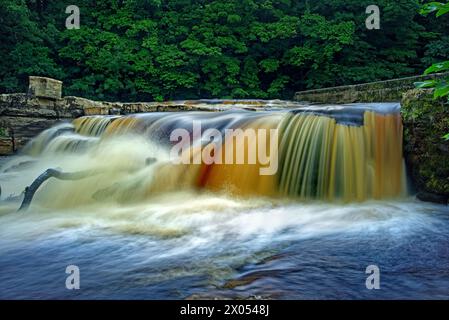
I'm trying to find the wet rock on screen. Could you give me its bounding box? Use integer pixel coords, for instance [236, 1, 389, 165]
[401, 88, 449, 205]
[109, 107, 122, 115]
[62, 96, 106, 116]
[417, 192, 448, 205]
[222, 270, 282, 289]
[84, 106, 109, 116]
[0, 137, 14, 155]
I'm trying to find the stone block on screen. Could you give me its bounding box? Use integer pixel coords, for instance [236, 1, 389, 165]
[29, 76, 62, 100]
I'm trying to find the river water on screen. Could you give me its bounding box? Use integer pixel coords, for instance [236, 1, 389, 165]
[0, 190, 448, 299]
[0, 104, 448, 299]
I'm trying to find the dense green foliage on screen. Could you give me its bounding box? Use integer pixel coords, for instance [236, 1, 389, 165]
[1, 0, 448, 101]
[416, 1, 449, 139]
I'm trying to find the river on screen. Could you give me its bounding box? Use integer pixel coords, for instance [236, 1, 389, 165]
[0, 104, 448, 299]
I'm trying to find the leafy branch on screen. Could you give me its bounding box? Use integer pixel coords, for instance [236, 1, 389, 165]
[416, 1, 449, 140]
[420, 1, 449, 16]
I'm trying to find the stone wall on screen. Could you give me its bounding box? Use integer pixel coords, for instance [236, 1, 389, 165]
[0, 93, 236, 155]
[401, 89, 449, 204]
[0, 93, 79, 155]
[2, 77, 280, 155]
[294, 73, 449, 104]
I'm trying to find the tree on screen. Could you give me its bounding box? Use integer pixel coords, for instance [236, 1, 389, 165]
[0, 0, 446, 101]
[0, 0, 62, 93]
[415, 1, 449, 139]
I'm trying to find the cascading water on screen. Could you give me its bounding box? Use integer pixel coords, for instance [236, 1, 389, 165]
[0, 101, 448, 299]
[4, 102, 406, 207]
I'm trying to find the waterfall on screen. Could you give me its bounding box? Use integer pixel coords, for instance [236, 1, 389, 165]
[11, 102, 406, 206]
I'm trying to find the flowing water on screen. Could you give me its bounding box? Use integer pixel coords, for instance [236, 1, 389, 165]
[0, 101, 448, 299]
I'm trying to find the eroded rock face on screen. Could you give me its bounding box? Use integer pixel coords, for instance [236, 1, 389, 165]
[0, 92, 73, 155]
[0, 137, 14, 155]
[401, 89, 449, 204]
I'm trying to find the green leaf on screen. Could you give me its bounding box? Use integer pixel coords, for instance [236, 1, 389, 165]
[259, 59, 280, 73]
[420, 2, 441, 15]
[415, 80, 437, 88]
[443, 133, 449, 141]
[433, 83, 449, 98]
[436, 6, 449, 17]
[424, 61, 449, 75]
[420, 2, 449, 17]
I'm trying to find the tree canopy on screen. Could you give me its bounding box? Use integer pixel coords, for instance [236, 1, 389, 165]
[1, 0, 448, 101]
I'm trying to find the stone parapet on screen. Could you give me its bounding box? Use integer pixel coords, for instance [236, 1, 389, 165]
[294, 73, 449, 104]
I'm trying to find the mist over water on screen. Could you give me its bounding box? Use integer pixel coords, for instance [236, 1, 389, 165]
[0, 193, 447, 299]
[0, 103, 448, 299]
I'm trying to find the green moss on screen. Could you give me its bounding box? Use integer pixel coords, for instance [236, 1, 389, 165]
[402, 88, 449, 199]
[0, 127, 8, 137]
